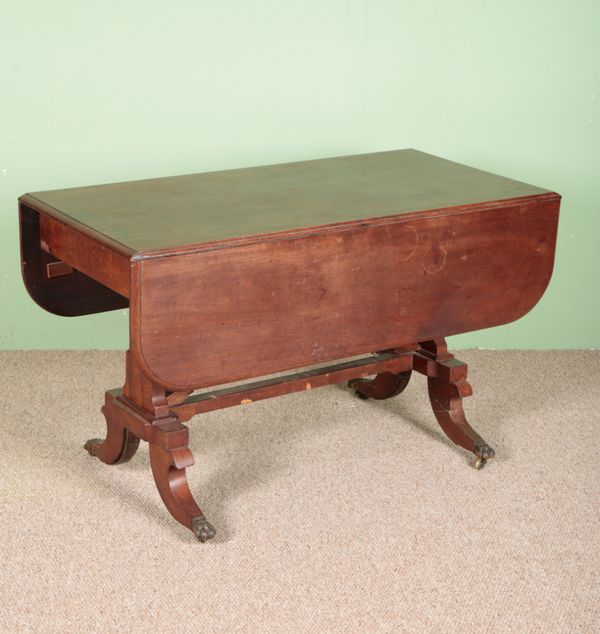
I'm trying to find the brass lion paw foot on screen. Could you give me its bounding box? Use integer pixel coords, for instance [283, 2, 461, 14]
[192, 516, 217, 543]
[350, 386, 370, 400]
[470, 443, 496, 470]
[84, 438, 102, 456]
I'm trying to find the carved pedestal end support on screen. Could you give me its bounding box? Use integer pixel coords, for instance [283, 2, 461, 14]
[85, 385, 215, 542]
[427, 376, 495, 468]
[149, 442, 216, 542]
[84, 403, 140, 465]
[349, 370, 412, 400]
[352, 339, 496, 468]
[417, 338, 495, 469]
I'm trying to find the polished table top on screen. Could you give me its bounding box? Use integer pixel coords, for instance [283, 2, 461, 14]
[25, 149, 550, 253]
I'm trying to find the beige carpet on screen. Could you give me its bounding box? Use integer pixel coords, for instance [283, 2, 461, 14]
[0, 350, 599, 633]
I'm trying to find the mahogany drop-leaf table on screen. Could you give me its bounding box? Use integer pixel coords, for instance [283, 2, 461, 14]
[19, 150, 560, 541]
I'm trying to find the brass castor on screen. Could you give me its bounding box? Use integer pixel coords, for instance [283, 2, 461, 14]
[83, 438, 102, 456]
[470, 443, 495, 470]
[192, 516, 216, 543]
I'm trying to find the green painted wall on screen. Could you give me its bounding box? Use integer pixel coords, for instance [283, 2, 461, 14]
[1, 1, 598, 350]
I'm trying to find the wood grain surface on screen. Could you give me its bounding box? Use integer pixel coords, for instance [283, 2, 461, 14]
[130, 195, 560, 390]
[24, 149, 551, 252]
[19, 203, 128, 316]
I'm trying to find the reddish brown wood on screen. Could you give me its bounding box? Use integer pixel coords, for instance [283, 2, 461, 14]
[129, 195, 559, 390]
[85, 387, 214, 540]
[173, 351, 413, 421]
[45, 260, 73, 279]
[20, 194, 136, 258]
[38, 212, 130, 297]
[414, 339, 494, 469]
[84, 392, 140, 464]
[22, 150, 555, 252]
[149, 442, 215, 543]
[349, 371, 412, 400]
[19, 203, 128, 316]
[94, 388, 187, 449]
[18, 149, 561, 540]
[122, 351, 171, 419]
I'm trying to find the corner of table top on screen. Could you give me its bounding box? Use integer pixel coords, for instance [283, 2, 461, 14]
[18, 192, 138, 259]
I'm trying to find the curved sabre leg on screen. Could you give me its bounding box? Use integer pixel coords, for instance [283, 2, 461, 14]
[349, 370, 412, 400]
[85, 383, 215, 542]
[149, 442, 216, 542]
[427, 376, 495, 469]
[84, 401, 140, 464]
[417, 339, 495, 469]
